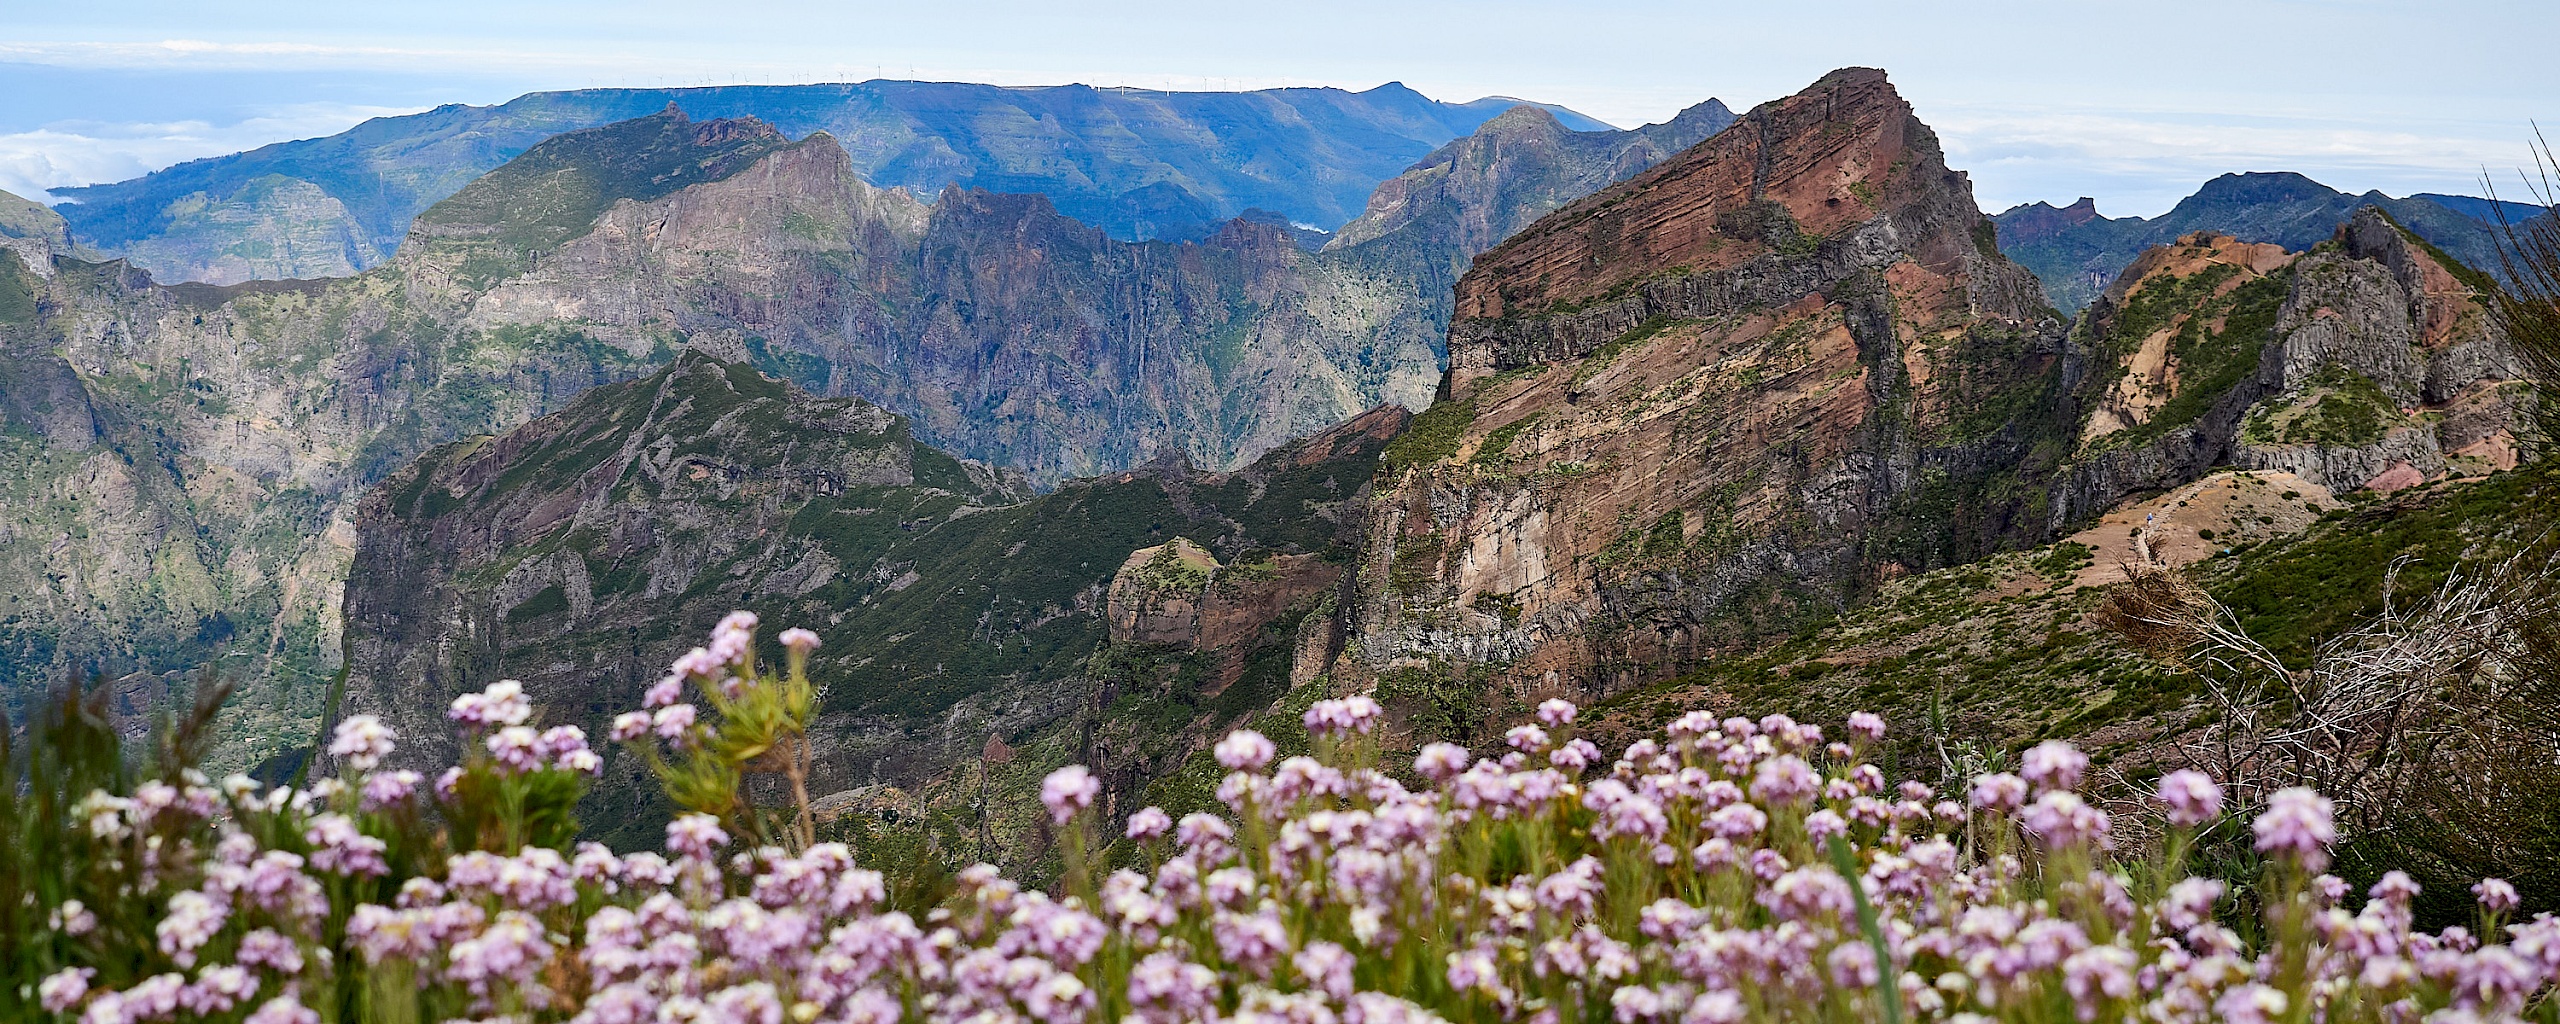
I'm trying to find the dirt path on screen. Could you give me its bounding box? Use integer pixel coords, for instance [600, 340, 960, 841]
[2066, 470, 2340, 587]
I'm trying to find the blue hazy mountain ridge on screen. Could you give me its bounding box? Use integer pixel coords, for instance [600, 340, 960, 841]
[47, 80, 1615, 284]
[1993, 171, 2541, 314]
[2410, 193, 2553, 227]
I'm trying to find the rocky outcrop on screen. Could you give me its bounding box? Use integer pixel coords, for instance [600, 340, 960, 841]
[1106, 537, 1342, 653]
[1108, 539, 1215, 642]
[1341, 69, 2069, 701]
[1107, 538, 1221, 645]
[2053, 208, 2528, 514]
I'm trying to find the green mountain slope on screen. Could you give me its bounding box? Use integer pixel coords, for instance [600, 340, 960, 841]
[404, 106, 792, 283]
[0, 188, 92, 275]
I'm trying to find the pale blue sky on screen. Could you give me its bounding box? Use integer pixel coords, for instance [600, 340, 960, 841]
[1, 0, 2552, 217]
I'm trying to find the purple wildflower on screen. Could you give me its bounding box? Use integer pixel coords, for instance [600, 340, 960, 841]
[2252, 787, 2336, 870]
[2155, 769, 2223, 827]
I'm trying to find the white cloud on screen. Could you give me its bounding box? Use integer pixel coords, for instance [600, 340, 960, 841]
[0, 104, 415, 200]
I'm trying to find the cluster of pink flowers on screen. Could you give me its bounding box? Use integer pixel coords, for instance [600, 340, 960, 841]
[32, 614, 2560, 1024]
[446, 687, 603, 777]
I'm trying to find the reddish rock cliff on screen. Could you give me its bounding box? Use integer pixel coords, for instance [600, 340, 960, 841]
[1343, 68, 2069, 708]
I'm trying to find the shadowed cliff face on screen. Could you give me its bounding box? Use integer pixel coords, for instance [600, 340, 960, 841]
[1340, 68, 2073, 704]
[339, 353, 1403, 852]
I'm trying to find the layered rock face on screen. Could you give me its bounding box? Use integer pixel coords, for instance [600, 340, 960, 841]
[1343, 69, 2066, 696]
[339, 354, 1400, 852]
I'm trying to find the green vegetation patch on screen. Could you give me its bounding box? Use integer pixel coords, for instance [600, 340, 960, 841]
[1572, 315, 1699, 389]
[1380, 397, 1476, 473]
[2122, 267, 2292, 446]
[1139, 543, 1215, 593]
[2076, 262, 2295, 451]
[0, 251, 37, 327]
[507, 585, 570, 625]
[2216, 461, 2557, 661]
[1470, 413, 1541, 467]
[2251, 365, 2400, 447]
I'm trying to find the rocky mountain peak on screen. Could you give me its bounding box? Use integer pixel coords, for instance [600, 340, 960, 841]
[1450, 67, 2020, 333]
[1443, 66, 2041, 392]
[2192, 171, 2339, 207]
[1325, 93, 1737, 257]
[1993, 197, 2102, 247]
[401, 107, 795, 285]
[2336, 205, 2494, 349]
[1341, 68, 2066, 700]
[2049, 203, 2526, 528]
[1655, 98, 1739, 140]
[1478, 104, 1570, 136]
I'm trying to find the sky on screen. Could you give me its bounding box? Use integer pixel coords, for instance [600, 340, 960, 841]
[1, 0, 2553, 218]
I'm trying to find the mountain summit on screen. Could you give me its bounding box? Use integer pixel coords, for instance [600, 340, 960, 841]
[1343, 67, 2062, 688]
[400, 107, 794, 288]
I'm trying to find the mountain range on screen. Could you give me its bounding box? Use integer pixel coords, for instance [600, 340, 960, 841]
[1993, 171, 2544, 313]
[44, 80, 1617, 285]
[0, 91, 1732, 761]
[0, 66, 2542, 867]
[321, 68, 2537, 866]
